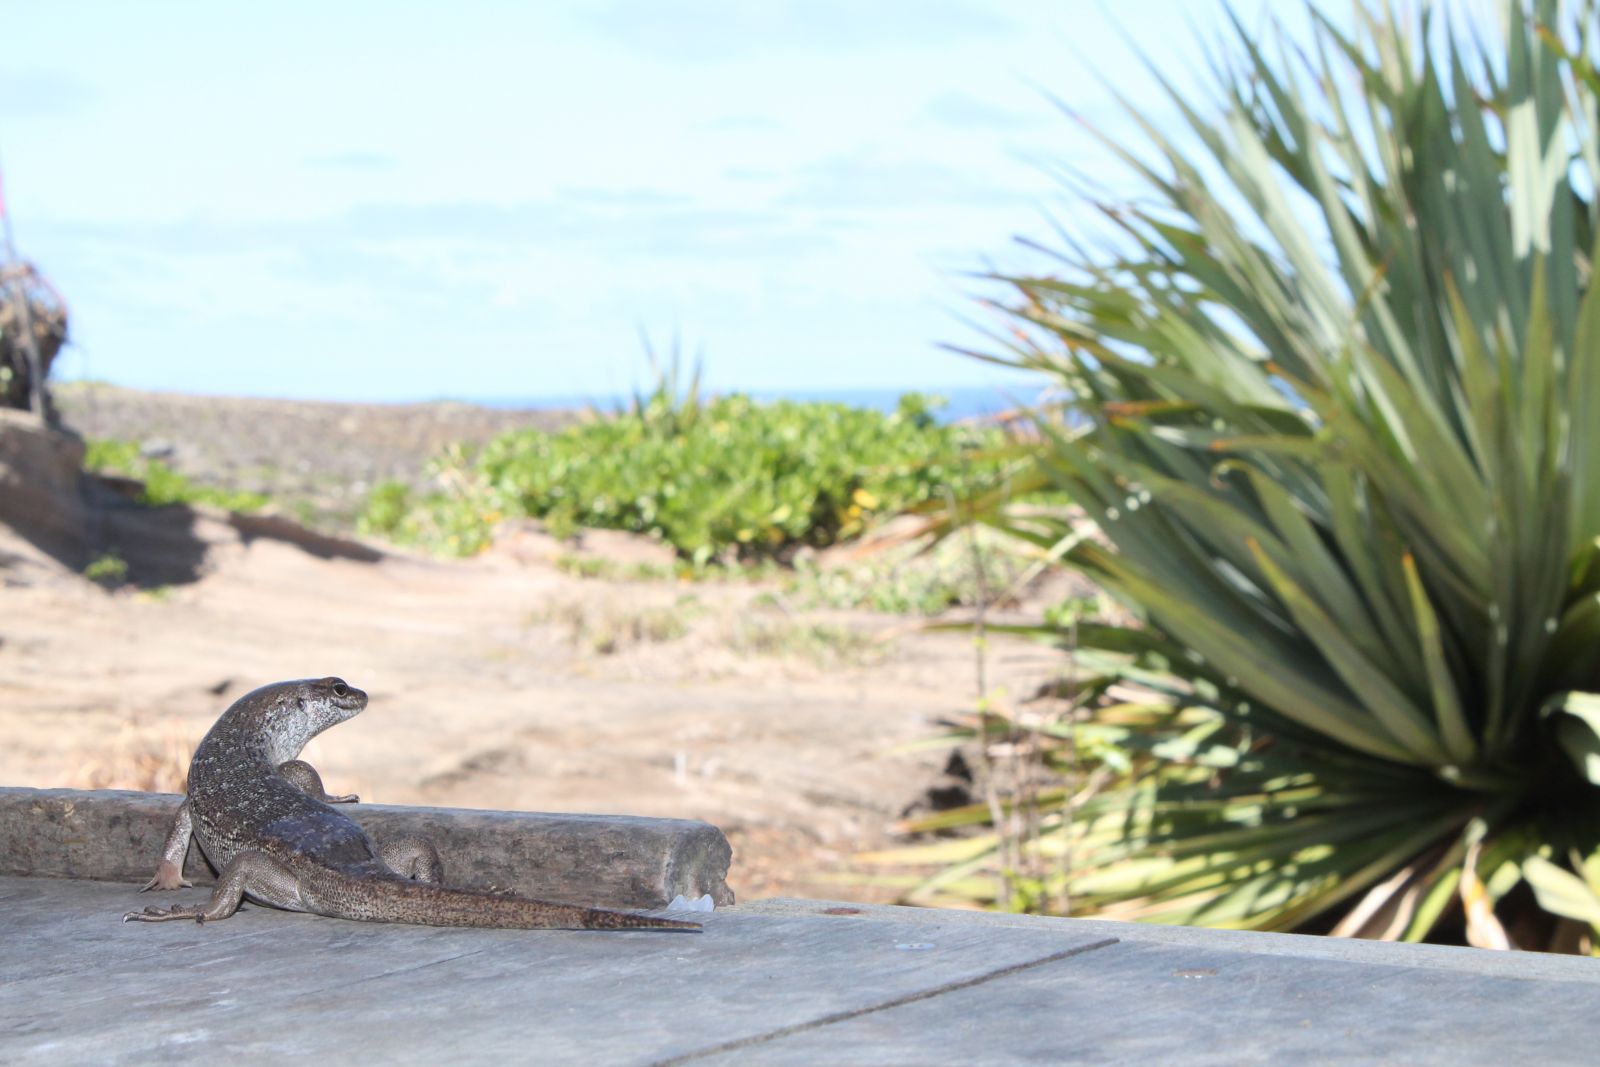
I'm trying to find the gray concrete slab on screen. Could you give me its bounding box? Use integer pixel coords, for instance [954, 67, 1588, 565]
[0, 876, 1112, 1065]
[0, 788, 732, 908]
[6, 876, 1598, 1065]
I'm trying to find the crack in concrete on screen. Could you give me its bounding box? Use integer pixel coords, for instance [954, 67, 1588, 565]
[651, 936, 1121, 1066]
[305, 945, 496, 994]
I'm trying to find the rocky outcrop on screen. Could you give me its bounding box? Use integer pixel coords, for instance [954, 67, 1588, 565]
[0, 409, 88, 576]
[1, 409, 388, 588]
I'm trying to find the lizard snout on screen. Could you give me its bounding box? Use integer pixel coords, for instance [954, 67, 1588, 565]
[321, 677, 369, 710]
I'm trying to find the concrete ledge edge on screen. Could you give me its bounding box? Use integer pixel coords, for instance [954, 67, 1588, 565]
[0, 787, 734, 910]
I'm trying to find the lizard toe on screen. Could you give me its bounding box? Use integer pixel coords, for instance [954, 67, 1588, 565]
[123, 904, 205, 923]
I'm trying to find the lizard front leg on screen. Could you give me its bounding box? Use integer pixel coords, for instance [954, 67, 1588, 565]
[277, 759, 359, 803]
[139, 801, 195, 892]
[124, 851, 303, 924]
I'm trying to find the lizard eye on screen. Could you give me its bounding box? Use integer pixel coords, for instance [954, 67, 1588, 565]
[330, 680, 349, 697]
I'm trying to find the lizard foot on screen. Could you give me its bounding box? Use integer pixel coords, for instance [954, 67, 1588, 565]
[325, 793, 360, 804]
[123, 904, 207, 924]
[139, 859, 193, 893]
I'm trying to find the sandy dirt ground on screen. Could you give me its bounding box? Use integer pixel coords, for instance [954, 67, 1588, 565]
[2, 396, 1071, 902]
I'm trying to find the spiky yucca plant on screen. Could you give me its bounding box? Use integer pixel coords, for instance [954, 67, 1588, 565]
[869, 0, 1600, 949]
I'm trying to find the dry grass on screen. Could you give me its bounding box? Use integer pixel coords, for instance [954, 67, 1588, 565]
[532, 594, 701, 655]
[67, 717, 194, 794]
[727, 615, 886, 668]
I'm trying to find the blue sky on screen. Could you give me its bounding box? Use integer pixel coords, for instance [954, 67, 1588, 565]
[2, 1, 1294, 403]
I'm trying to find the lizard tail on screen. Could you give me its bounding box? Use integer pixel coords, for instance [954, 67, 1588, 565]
[325, 874, 702, 931]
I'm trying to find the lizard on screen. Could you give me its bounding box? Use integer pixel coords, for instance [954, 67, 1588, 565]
[125, 676, 700, 932]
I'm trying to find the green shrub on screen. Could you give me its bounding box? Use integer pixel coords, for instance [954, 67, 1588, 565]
[84, 439, 269, 513]
[867, 0, 1600, 950]
[361, 391, 1015, 564]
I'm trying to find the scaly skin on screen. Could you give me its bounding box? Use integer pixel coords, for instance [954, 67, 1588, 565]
[126, 677, 700, 932]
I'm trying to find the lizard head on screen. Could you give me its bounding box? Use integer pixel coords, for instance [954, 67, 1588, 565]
[230, 677, 369, 762]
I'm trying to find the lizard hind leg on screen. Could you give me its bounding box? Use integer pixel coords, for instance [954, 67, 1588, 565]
[377, 836, 445, 883]
[123, 851, 303, 924]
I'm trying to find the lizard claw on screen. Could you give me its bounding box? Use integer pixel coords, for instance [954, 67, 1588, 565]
[139, 859, 192, 892]
[139, 875, 194, 892]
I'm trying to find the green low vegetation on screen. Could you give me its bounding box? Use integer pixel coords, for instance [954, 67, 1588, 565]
[360, 387, 1017, 565]
[84, 439, 269, 513]
[553, 554, 679, 583]
[782, 527, 1037, 616]
[864, 0, 1600, 951]
[82, 550, 128, 587]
